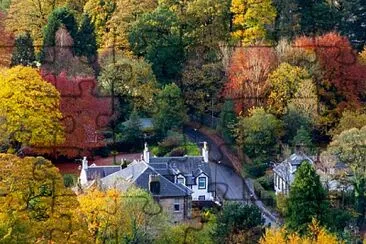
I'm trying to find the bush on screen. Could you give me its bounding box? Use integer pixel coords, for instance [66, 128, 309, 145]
[244, 163, 268, 178]
[253, 180, 276, 207]
[257, 174, 274, 191]
[63, 174, 76, 187]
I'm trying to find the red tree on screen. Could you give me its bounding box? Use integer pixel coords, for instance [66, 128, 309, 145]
[223, 46, 278, 114]
[0, 11, 14, 67]
[295, 32, 366, 128]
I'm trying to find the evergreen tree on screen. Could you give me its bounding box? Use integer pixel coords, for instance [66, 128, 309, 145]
[117, 109, 143, 145]
[75, 14, 97, 59]
[11, 32, 36, 67]
[217, 100, 237, 144]
[285, 162, 330, 235]
[291, 126, 314, 153]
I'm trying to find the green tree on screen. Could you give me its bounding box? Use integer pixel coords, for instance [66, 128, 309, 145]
[285, 162, 330, 235]
[41, 7, 78, 62]
[75, 14, 97, 59]
[327, 126, 366, 227]
[0, 66, 64, 153]
[291, 126, 314, 153]
[117, 109, 143, 145]
[153, 83, 188, 136]
[283, 104, 313, 145]
[10, 32, 36, 67]
[234, 107, 283, 162]
[330, 110, 366, 138]
[230, 0, 277, 45]
[272, 0, 299, 40]
[217, 100, 237, 144]
[129, 6, 185, 84]
[214, 202, 264, 243]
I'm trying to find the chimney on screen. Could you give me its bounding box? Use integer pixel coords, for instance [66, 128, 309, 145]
[202, 141, 209, 163]
[149, 174, 160, 195]
[143, 142, 150, 163]
[82, 156, 88, 169]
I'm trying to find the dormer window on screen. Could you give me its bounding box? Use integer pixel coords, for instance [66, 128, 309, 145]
[177, 176, 185, 185]
[198, 177, 206, 189]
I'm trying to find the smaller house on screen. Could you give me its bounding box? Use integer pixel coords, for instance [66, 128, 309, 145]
[273, 152, 314, 195]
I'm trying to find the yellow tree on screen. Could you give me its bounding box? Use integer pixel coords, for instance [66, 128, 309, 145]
[0, 66, 64, 153]
[5, 0, 68, 47]
[0, 153, 89, 243]
[230, 0, 276, 45]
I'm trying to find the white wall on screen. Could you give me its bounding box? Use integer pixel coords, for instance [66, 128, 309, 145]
[191, 173, 213, 201]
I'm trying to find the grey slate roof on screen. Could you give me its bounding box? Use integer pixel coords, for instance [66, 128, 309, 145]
[85, 165, 121, 181]
[100, 161, 192, 197]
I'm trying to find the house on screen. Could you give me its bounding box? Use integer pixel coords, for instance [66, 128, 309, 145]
[273, 152, 314, 195]
[79, 142, 214, 222]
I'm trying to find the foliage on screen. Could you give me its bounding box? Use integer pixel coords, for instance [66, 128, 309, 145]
[5, 0, 67, 46]
[285, 162, 330, 235]
[129, 6, 185, 84]
[291, 126, 314, 154]
[260, 218, 343, 244]
[214, 202, 264, 243]
[0, 11, 13, 67]
[11, 32, 36, 67]
[267, 62, 311, 116]
[0, 66, 64, 152]
[234, 107, 283, 162]
[330, 110, 366, 137]
[217, 100, 237, 144]
[74, 14, 97, 59]
[0, 154, 88, 242]
[63, 173, 76, 187]
[224, 47, 277, 114]
[327, 126, 366, 227]
[230, 0, 277, 45]
[75, 187, 166, 243]
[116, 109, 143, 146]
[98, 54, 158, 114]
[153, 83, 188, 136]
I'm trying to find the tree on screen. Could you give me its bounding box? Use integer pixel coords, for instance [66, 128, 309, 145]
[0, 10, 13, 68]
[129, 6, 185, 84]
[285, 162, 330, 235]
[0, 0, 11, 11]
[153, 83, 187, 136]
[41, 7, 78, 63]
[217, 100, 238, 144]
[291, 126, 314, 153]
[214, 202, 264, 243]
[75, 187, 165, 243]
[0, 154, 88, 242]
[267, 62, 311, 116]
[11, 32, 36, 67]
[98, 54, 159, 115]
[75, 14, 97, 60]
[260, 219, 342, 244]
[338, 0, 366, 50]
[272, 0, 299, 40]
[5, 0, 68, 46]
[233, 107, 283, 162]
[224, 47, 277, 114]
[230, 0, 277, 45]
[116, 109, 143, 145]
[0, 66, 64, 153]
[327, 126, 366, 227]
[294, 33, 366, 130]
[330, 110, 366, 137]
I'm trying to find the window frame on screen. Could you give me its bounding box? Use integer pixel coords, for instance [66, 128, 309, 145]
[174, 198, 180, 212]
[198, 176, 206, 189]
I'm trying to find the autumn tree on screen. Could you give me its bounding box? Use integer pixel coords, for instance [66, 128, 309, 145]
[6, 0, 68, 46]
[295, 33, 366, 130]
[129, 6, 185, 84]
[0, 154, 88, 242]
[11, 32, 36, 67]
[330, 110, 366, 137]
[153, 83, 188, 137]
[260, 219, 342, 244]
[0, 66, 64, 153]
[285, 162, 330, 235]
[224, 47, 277, 114]
[230, 0, 277, 45]
[0, 10, 13, 67]
[327, 126, 366, 227]
[233, 107, 283, 162]
[267, 62, 312, 116]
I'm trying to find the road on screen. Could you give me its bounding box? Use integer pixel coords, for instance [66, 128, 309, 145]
[184, 126, 279, 227]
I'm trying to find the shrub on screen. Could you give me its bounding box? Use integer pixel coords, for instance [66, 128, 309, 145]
[63, 174, 75, 187]
[244, 163, 268, 178]
[257, 175, 274, 191]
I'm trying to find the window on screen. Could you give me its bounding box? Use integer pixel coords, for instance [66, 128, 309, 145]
[177, 177, 185, 185]
[174, 198, 180, 212]
[198, 177, 206, 189]
[198, 195, 205, 201]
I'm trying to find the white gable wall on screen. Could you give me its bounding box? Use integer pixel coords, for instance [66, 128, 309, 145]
[191, 173, 213, 201]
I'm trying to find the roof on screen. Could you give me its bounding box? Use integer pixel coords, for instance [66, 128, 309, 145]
[85, 165, 121, 181]
[100, 161, 192, 197]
